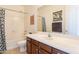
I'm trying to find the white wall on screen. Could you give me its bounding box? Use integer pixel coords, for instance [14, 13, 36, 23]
[65, 6, 79, 36]
[65, 6, 77, 36]
[76, 6, 79, 36]
[0, 5, 26, 50]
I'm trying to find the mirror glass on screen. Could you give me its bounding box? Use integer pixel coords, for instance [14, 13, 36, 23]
[37, 5, 79, 37]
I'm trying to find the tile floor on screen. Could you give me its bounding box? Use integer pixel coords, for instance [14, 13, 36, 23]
[4, 48, 26, 54]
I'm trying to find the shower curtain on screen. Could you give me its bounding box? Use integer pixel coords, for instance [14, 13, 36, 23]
[0, 9, 6, 53]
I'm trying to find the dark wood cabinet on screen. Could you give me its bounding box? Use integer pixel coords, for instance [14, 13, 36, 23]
[26, 37, 68, 54]
[39, 42, 52, 54]
[52, 47, 68, 54]
[39, 48, 50, 54]
[27, 37, 32, 54]
[31, 39, 39, 54]
[32, 39, 39, 46]
[31, 44, 39, 54]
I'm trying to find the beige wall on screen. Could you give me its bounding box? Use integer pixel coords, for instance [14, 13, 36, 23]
[24, 5, 66, 33]
[0, 5, 25, 12]
[38, 5, 65, 32]
[24, 6, 38, 33]
[37, 16, 42, 31]
[0, 5, 26, 50]
[0, 5, 40, 50]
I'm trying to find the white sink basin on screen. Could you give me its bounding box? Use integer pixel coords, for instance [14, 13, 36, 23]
[37, 35, 54, 40]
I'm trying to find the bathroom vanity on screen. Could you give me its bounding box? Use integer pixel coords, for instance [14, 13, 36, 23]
[27, 37, 68, 54]
[26, 32, 79, 54]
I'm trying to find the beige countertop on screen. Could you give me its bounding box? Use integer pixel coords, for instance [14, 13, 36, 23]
[26, 32, 79, 54]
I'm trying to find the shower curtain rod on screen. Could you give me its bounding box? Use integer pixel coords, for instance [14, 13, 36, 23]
[0, 7, 28, 14]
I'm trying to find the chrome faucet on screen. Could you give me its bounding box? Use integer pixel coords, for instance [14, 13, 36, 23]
[48, 32, 51, 37]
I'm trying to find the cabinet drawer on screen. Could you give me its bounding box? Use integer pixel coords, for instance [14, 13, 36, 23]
[39, 48, 50, 54]
[32, 39, 39, 46]
[31, 44, 39, 54]
[52, 47, 68, 54]
[39, 42, 52, 53]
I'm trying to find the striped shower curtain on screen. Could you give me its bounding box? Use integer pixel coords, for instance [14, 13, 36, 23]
[0, 9, 6, 53]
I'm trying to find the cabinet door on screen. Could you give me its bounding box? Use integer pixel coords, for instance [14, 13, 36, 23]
[39, 48, 50, 54]
[39, 42, 52, 54]
[32, 39, 39, 46]
[31, 44, 39, 54]
[27, 39, 32, 54]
